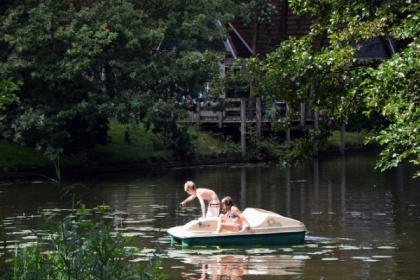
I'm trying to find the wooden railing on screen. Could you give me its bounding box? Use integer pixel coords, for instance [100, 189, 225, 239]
[187, 97, 314, 130]
[185, 97, 347, 158]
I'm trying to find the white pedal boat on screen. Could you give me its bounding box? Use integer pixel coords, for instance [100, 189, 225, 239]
[168, 208, 307, 246]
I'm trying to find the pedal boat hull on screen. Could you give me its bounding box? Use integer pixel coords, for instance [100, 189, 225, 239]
[168, 208, 306, 246]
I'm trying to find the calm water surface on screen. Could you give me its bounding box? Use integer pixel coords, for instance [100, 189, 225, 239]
[1, 152, 420, 279]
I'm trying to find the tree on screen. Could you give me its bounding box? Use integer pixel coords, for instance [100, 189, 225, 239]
[0, 78, 20, 112]
[238, 0, 277, 54]
[0, 0, 236, 157]
[252, 0, 419, 176]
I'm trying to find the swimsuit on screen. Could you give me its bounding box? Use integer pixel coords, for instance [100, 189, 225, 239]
[228, 212, 242, 230]
[206, 201, 220, 218]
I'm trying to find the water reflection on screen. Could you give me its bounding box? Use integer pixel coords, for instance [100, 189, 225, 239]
[169, 251, 304, 279]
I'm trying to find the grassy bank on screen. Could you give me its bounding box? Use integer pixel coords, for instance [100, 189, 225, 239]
[0, 121, 367, 173]
[325, 130, 368, 151]
[0, 121, 238, 172]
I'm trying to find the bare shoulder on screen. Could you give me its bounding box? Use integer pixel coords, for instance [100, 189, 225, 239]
[232, 206, 242, 214]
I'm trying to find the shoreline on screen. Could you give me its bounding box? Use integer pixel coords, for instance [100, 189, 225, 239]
[0, 147, 375, 181]
[0, 156, 243, 181]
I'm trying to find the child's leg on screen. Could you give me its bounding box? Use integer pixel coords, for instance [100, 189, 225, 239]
[214, 216, 228, 233]
[214, 216, 240, 233]
[219, 223, 241, 232]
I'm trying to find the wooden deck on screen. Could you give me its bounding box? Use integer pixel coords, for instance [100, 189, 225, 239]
[182, 97, 346, 159]
[182, 98, 315, 131]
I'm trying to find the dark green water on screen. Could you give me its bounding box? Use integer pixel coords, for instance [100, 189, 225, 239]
[1, 152, 420, 279]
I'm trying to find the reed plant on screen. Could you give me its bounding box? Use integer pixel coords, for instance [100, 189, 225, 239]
[0, 205, 166, 280]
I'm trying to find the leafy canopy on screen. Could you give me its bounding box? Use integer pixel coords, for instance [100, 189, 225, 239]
[0, 0, 236, 157]
[252, 0, 419, 176]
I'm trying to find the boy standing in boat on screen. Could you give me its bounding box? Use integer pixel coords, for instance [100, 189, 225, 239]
[180, 181, 220, 218]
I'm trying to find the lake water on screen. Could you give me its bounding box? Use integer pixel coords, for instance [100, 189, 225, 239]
[1, 152, 420, 279]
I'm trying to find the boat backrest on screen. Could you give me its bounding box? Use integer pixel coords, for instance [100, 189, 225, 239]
[243, 207, 303, 228]
[243, 208, 276, 228]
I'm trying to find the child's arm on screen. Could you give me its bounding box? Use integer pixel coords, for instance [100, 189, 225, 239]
[196, 193, 207, 218]
[242, 216, 251, 230]
[180, 194, 196, 207]
[233, 207, 250, 230]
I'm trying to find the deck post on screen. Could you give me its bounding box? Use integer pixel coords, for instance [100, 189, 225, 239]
[286, 103, 291, 143]
[300, 103, 306, 128]
[241, 97, 247, 161]
[256, 96, 262, 156]
[218, 97, 223, 128]
[240, 166, 247, 208]
[313, 110, 319, 156]
[340, 124, 346, 154]
[313, 158, 319, 213]
[196, 102, 201, 130]
[285, 167, 291, 216]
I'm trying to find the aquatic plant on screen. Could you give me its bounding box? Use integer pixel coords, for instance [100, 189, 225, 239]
[0, 205, 167, 280]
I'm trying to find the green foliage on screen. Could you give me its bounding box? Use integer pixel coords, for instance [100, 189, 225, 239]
[0, 0, 237, 159]
[363, 38, 420, 176]
[245, 125, 287, 162]
[92, 121, 171, 164]
[1, 0, 120, 153]
[1, 204, 167, 280]
[347, 108, 389, 133]
[175, 50, 226, 103]
[145, 101, 196, 159]
[326, 130, 369, 150]
[252, 0, 420, 176]
[0, 121, 238, 171]
[0, 218, 11, 279]
[224, 63, 251, 98]
[191, 130, 241, 157]
[0, 121, 168, 170]
[0, 78, 21, 112]
[239, 0, 277, 26]
[148, 0, 236, 50]
[0, 142, 61, 170]
[236, 0, 277, 55]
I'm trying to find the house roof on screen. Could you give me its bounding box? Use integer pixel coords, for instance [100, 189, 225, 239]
[355, 37, 395, 58]
[227, 0, 312, 57]
[226, 0, 394, 59]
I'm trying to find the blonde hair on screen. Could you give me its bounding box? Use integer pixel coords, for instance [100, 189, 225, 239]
[184, 181, 196, 192]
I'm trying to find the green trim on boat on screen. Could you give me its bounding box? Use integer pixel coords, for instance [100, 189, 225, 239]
[177, 231, 306, 247]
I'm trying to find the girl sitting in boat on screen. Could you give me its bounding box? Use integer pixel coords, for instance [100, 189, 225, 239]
[214, 196, 250, 233]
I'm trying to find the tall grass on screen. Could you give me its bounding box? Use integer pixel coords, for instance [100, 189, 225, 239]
[0, 204, 166, 280]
